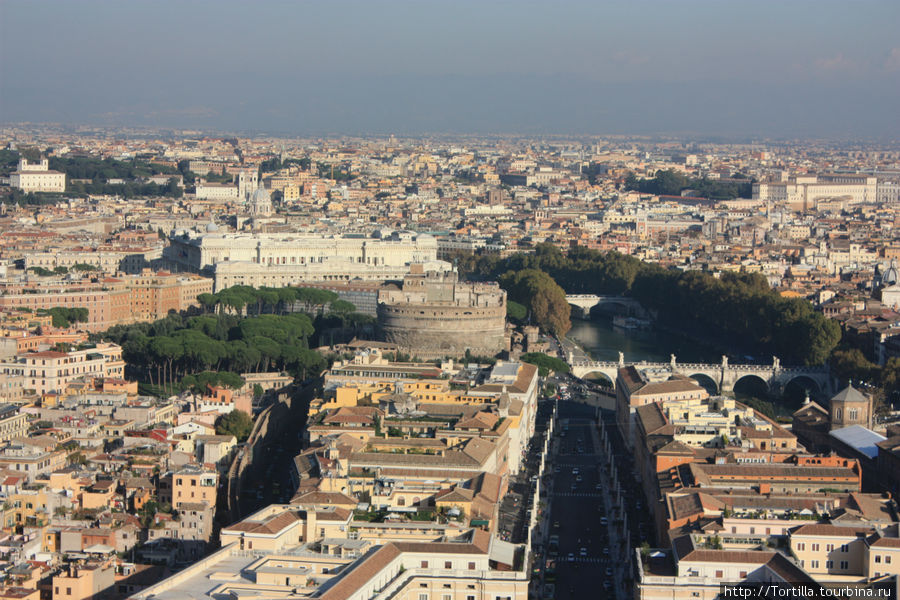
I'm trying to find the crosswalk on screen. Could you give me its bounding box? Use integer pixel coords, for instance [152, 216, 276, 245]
[561, 557, 606, 564]
[552, 492, 604, 498]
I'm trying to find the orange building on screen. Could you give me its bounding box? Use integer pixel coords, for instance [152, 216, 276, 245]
[172, 466, 218, 508]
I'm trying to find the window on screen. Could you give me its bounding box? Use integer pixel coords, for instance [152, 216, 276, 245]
[887, 555, 893, 564]
[840, 561, 848, 570]
[715, 570, 723, 578]
[798, 543, 806, 551]
[67, 589, 72, 595]
[419, 594, 428, 600]
[812, 544, 820, 552]
[421, 561, 429, 568]
[876, 555, 882, 564]
[739, 571, 747, 578]
[826, 561, 833, 569]
[826, 544, 834, 552]
[811, 561, 819, 569]
[445, 561, 452, 569]
[841, 544, 849, 553]
[849, 408, 858, 420]
[468, 562, 476, 570]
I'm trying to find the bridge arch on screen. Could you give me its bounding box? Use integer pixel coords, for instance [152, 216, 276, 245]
[582, 370, 615, 388]
[733, 374, 770, 396]
[784, 375, 821, 395]
[689, 373, 719, 395]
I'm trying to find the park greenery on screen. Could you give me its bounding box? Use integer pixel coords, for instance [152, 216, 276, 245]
[624, 169, 753, 200]
[196, 285, 371, 330]
[453, 243, 840, 366]
[39, 307, 89, 329]
[519, 353, 570, 377]
[0, 149, 184, 200]
[216, 409, 254, 442]
[98, 312, 327, 395]
[94, 285, 374, 397]
[28, 266, 69, 276]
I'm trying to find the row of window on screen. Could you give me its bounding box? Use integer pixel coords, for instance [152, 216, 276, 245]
[796, 542, 849, 552]
[800, 560, 849, 570]
[417, 560, 478, 570]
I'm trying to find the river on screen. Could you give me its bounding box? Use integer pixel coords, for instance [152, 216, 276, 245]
[566, 317, 721, 364]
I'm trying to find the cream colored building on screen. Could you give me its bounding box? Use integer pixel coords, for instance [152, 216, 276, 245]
[9, 158, 65, 193]
[638, 535, 817, 600]
[753, 174, 877, 211]
[212, 258, 449, 291]
[131, 529, 525, 600]
[0, 403, 29, 443]
[165, 230, 439, 274]
[0, 342, 124, 395]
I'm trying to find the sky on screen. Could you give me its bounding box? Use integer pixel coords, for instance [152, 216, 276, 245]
[1, 0, 899, 139]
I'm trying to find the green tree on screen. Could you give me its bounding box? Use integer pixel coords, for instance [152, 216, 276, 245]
[520, 352, 571, 377]
[499, 269, 571, 336]
[215, 409, 253, 442]
[507, 300, 527, 323]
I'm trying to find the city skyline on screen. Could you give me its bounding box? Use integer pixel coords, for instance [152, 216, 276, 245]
[2, 0, 899, 139]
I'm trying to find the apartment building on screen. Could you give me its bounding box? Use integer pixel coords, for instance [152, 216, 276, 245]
[52, 561, 115, 600]
[0, 403, 29, 442]
[171, 465, 218, 508]
[638, 536, 816, 600]
[0, 272, 212, 330]
[0, 343, 124, 395]
[617, 366, 709, 449]
[0, 442, 66, 482]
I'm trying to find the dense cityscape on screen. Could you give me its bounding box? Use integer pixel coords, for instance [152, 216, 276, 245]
[2, 1, 900, 600]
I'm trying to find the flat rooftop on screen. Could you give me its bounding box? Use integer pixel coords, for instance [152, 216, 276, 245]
[130, 550, 257, 599]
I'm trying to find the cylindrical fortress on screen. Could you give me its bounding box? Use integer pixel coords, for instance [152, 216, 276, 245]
[376, 266, 507, 358]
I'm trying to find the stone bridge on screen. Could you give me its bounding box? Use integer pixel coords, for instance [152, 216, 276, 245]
[568, 353, 831, 396]
[566, 294, 650, 319]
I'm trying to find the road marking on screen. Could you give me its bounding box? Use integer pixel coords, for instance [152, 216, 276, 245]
[560, 557, 605, 564]
[552, 492, 605, 498]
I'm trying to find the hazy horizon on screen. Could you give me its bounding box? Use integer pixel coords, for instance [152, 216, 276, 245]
[2, 0, 899, 140]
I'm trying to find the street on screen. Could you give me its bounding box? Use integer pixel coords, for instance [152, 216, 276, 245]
[532, 398, 622, 600]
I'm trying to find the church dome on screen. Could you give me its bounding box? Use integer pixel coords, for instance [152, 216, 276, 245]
[884, 260, 898, 286]
[206, 221, 219, 233]
[249, 186, 273, 216]
[250, 187, 271, 203]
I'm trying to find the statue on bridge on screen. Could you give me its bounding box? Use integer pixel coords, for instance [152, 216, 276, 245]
[670, 354, 677, 370]
[721, 355, 728, 369]
[618, 351, 624, 367]
[772, 356, 781, 371]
